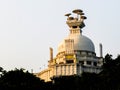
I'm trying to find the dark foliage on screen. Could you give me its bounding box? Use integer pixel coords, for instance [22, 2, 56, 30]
[99, 54, 120, 90]
[0, 68, 46, 90]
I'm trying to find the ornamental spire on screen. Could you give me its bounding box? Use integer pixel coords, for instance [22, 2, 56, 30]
[65, 9, 87, 34]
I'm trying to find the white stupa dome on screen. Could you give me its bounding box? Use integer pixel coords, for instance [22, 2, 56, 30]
[58, 34, 95, 53]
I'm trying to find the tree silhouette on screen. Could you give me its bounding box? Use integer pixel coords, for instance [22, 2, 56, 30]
[0, 67, 6, 77]
[0, 68, 46, 90]
[99, 54, 120, 90]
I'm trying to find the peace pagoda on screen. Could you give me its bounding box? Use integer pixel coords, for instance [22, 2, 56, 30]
[36, 9, 103, 82]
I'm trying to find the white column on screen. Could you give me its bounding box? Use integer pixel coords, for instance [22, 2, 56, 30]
[64, 65, 66, 75]
[60, 65, 62, 75]
[74, 64, 77, 74]
[79, 65, 82, 75]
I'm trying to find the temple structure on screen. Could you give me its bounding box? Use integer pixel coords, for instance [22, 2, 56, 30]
[36, 9, 103, 82]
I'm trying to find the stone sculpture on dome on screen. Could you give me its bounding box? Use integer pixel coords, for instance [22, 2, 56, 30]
[65, 9, 87, 30]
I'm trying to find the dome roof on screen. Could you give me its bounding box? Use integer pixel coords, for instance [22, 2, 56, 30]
[58, 34, 95, 53]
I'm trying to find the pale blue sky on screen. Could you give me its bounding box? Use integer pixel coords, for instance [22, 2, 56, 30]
[0, 0, 119, 72]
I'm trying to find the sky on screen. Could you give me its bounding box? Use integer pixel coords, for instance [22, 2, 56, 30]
[0, 0, 120, 73]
